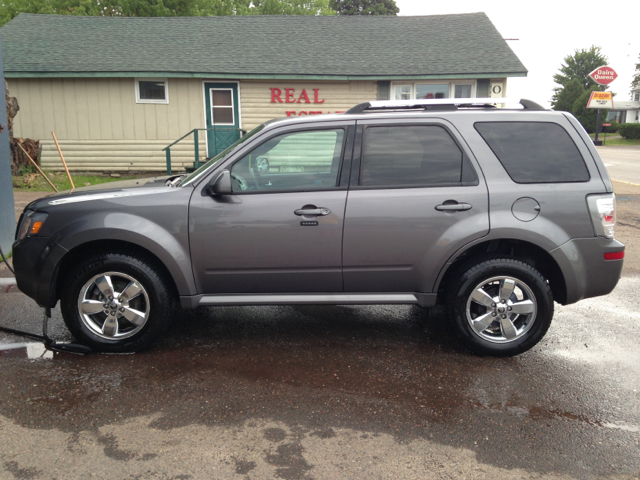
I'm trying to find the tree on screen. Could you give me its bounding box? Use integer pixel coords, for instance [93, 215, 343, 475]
[237, 0, 334, 15]
[552, 46, 608, 105]
[0, 0, 335, 25]
[572, 87, 607, 134]
[330, 0, 398, 15]
[552, 78, 584, 112]
[631, 53, 640, 93]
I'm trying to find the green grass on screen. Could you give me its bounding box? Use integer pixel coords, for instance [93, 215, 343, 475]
[588, 132, 621, 139]
[599, 137, 640, 146]
[587, 133, 640, 145]
[12, 170, 138, 192]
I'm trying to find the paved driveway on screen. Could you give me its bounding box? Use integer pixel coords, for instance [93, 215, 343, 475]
[0, 180, 638, 479]
[597, 146, 640, 185]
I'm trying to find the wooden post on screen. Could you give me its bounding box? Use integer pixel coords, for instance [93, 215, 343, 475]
[51, 132, 74, 192]
[17, 143, 58, 192]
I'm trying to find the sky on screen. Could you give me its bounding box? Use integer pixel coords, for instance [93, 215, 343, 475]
[395, 0, 640, 108]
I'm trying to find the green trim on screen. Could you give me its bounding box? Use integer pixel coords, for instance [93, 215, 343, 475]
[4, 72, 527, 80]
[204, 82, 240, 157]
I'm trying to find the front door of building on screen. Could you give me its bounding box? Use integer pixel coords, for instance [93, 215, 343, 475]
[204, 82, 241, 157]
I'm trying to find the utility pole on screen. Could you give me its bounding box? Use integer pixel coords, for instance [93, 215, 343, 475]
[0, 36, 16, 256]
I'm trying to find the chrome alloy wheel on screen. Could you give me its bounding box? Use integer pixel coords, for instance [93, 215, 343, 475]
[465, 276, 537, 344]
[76, 272, 151, 340]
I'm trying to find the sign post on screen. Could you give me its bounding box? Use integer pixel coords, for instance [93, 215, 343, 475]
[0, 37, 16, 258]
[588, 66, 618, 146]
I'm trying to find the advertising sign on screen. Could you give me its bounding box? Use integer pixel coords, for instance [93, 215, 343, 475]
[588, 66, 618, 85]
[587, 91, 613, 109]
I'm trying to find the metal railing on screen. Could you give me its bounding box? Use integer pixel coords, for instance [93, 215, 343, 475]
[162, 128, 246, 175]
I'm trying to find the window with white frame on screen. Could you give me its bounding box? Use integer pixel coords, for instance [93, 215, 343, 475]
[392, 81, 476, 100]
[135, 79, 169, 104]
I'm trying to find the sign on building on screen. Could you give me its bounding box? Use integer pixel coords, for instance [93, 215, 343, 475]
[587, 91, 614, 109]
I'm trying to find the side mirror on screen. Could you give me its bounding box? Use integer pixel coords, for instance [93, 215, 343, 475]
[208, 170, 232, 195]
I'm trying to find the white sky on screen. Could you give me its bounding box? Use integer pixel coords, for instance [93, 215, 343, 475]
[395, 0, 640, 107]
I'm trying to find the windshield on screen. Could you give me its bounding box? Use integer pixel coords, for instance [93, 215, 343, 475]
[180, 124, 266, 187]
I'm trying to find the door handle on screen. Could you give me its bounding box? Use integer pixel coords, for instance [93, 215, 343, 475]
[435, 203, 472, 212]
[294, 207, 331, 216]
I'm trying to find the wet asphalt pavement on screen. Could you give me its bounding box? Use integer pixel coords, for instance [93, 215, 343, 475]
[0, 276, 639, 479]
[1, 164, 640, 479]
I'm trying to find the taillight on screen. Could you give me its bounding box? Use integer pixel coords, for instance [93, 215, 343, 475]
[587, 194, 616, 239]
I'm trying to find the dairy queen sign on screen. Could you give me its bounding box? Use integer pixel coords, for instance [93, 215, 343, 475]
[588, 66, 618, 86]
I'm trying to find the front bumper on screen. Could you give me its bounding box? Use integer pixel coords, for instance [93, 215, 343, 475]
[12, 236, 68, 307]
[550, 237, 624, 305]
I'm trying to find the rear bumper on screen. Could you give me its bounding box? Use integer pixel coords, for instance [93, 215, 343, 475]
[550, 237, 624, 305]
[12, 236, 67, 308]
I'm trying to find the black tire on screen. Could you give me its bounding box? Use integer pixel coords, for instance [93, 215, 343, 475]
[60, 251, 176, 353]
[446, 257, 553, 357]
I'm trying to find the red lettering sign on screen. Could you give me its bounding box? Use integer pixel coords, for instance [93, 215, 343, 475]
[285, 88, 296, 103]
[297, 89, 311, 104]
[285, 111, 297, 117]
[271, 88, 283, 103]
[588, 66, 618, 86]
[313, 89, 325, 104]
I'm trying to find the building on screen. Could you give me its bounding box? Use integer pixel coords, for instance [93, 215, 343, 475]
[0, 13, 527, 172]
[607, 87, 640, 124]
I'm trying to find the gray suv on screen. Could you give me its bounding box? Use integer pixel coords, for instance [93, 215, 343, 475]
[12, 98, 624, 356]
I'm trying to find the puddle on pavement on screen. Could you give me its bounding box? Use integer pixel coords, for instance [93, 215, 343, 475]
[0, 342, 54, 359]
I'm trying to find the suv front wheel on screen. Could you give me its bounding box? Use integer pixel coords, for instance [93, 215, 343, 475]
[446, 258, 554, 357]
[60, 252, 176, 353]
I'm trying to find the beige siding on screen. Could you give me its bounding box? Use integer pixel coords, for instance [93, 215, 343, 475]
[239, 80, 376, 131]
[8, 78, 377, 171]
[9, 77, 206, 142]
[39, 139, 207, 172]
[9, 77, 207, 171]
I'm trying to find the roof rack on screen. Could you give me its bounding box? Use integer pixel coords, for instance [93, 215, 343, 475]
[344, 98, 545, 114]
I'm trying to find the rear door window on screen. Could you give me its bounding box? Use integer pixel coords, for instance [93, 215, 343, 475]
[360, 125, 469, 187]
[474, 122, 590, 183]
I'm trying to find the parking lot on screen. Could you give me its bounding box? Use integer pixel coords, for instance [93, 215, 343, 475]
[0, 147, 639, 479]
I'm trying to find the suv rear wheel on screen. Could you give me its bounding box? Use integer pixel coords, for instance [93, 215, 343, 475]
[60, 252, 176, 353]
[446, 258, 553, 356]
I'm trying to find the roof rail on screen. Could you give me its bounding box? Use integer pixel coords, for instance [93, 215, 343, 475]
[345, 98, 545, 114]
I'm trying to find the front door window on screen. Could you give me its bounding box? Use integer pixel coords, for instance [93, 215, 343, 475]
[211, 89, 235, 125]
[230, 129, 345, 192]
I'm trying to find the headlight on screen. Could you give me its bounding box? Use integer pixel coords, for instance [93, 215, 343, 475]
[17, 212, 48, 241]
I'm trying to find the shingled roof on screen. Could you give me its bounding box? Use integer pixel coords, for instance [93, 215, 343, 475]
[0, 13, 527, 80]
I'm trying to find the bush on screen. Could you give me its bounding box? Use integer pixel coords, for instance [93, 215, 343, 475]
[602, 121, 619, 133]
[618, 123, 640, 139]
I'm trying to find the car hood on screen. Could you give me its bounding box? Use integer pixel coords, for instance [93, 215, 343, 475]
[25, 175, 180, 211]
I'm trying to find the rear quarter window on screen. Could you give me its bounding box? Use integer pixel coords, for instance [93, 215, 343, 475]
[474, 122, 590, 183]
